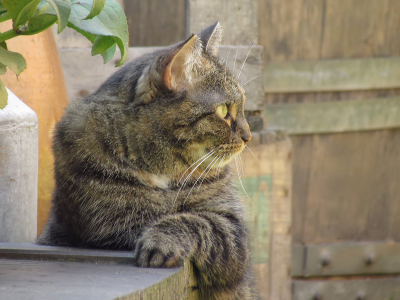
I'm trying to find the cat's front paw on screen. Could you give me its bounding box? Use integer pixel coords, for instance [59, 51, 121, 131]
[133, 229, 186, 268]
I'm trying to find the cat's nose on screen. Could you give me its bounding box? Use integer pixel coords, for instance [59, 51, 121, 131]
[241, 132, 251, 144]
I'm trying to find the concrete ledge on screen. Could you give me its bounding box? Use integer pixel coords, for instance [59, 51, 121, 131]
[0, 243, 198, 300]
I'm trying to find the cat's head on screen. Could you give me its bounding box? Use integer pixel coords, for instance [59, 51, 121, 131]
[118, 22, 251, 177]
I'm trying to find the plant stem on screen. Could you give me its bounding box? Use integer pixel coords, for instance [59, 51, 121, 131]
[0, 12, 12, 23]
[0, 29, 18, 43]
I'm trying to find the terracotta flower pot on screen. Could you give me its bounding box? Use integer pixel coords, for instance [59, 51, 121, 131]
[0, 22, 69, 235]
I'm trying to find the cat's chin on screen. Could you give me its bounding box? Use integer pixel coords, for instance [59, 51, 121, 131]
[206, 142, 246, 168]
[216, 143, 246, 156]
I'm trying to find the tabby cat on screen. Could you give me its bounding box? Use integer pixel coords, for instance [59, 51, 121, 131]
[38, 22, 256, 299]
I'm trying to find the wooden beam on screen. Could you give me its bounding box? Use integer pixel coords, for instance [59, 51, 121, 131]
[293, 278, 400, 300]
[291, 245, 305, 277]
[264, 57, 400, 93]
[293, 241, 400, 278]
[264, 97, 400, 134]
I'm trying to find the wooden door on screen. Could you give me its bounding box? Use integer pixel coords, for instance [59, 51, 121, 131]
[258, 0, 400, 298]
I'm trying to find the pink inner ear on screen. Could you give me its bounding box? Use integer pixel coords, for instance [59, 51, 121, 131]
[163, 61, 174, 90]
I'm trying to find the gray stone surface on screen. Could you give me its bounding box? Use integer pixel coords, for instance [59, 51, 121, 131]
[0, 243, 188, 300]
[0, 258, 180, 300]
[0, 89, 38, 242]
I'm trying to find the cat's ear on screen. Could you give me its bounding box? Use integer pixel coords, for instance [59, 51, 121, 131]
[197, 21, 222, 56]
[163, 34, 202, 91]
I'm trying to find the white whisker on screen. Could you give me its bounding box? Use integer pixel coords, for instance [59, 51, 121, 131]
[225, 47, 232, 67]
[237, 41, 255, 80]
[178, 149, 215, 184]
[184, 155, 220, 203]
[241, 75, 262, 87]
[197, 155, 222, 191]
[238, 153, 244, 178]
[245, 145, 260, 162]
[235, 156, 251, 202]
[232, 48, 238, 75]
[174, 150, 216, 203]
[180, 150, 215, 186]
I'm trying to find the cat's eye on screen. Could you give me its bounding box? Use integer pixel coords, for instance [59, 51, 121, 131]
[216, 104, 228, 119]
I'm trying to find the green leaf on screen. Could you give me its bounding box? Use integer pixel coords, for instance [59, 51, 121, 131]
[0, 47, 27, 76]
[68, 0, 128, 66]
[21, 13, 57, 35]
[100, 42, 116, 63]
[84, 0, 105, 20]
[44, 0, 71, 33]
[0, 63, 7, 75]
[0, 3, 8, 13]
[91, 35, 114, 55]
[0, 41, 7, 50]
[3, 0, 42, 30]
[0, 80, 7, 109]
[92, 36, 116, 64]
[67, 22, 96, 42]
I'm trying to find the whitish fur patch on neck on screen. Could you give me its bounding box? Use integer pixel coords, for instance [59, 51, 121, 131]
[136, 170, 171, 189]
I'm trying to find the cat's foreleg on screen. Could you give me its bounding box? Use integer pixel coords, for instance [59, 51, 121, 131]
[132, 212, 255, 299]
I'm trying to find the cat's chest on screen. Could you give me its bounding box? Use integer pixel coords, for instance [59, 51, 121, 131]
[142, 173, 171, 189]
[139, 177, 216, 211]
[131, 169, 227, 212]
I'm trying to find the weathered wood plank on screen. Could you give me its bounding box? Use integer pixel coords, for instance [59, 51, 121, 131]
[124, 0, 185, 46]
[260, 0, 400, 105]
[264, 57, 400, 93]
[264, 97, 400, 134]
[293, 278, 400, 300]
[259, 0, 324, 105]
[258, 0, 324, 62]
[291, 245, 305, 277]
[290, 135, 313, 244]
[301, 242, 400, 277]
[186, 0, 258, 45]
[320, 0, 400, 60]
[298, 129, 400, 244]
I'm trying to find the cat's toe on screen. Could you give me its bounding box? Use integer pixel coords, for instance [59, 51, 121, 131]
[132, 241, 147, 266]
[133, 238, 185, 268]
[164, 252, 183, 268]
